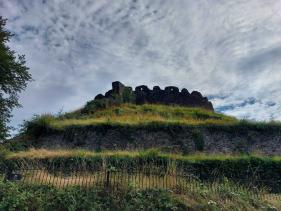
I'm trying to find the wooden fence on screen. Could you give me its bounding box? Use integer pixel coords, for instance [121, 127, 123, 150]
[1, 167, 281, 201]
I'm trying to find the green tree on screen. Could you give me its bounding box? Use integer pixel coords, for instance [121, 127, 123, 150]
[0, 17, 32, 141]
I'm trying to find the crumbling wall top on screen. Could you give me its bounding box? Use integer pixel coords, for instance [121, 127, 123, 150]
[93, 81, 214, 111]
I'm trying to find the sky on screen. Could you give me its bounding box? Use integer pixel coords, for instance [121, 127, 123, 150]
[1, 0, 281, 133]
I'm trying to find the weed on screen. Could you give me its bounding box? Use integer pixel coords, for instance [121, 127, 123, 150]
[192, 129, 204, 151]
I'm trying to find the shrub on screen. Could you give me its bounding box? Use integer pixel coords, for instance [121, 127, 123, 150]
[0, 147, 9, 159]
[2, 136, 33, 152]
[191, 129, 204, 151]
[113, 108, 124, 116]
[122, 87, 135, 103]
[81, 99, 107, 114]
[20, 114, 55, 138]
[192, 111, 211, 120]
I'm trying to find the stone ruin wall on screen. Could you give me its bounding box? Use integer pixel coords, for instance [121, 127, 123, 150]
[94, 81, 214, 111]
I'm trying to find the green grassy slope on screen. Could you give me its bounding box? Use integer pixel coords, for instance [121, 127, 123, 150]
[25, 104, 238, 130]
[19, 103, 281, 141]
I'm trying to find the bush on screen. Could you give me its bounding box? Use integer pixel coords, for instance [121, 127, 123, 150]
[122, 87, 135, 103]
[1, 136, 33, 152]
[81, 99, 107, 114]
[0, 147, 9, 159]
[191, 129, 204, 151]
[192, 111, 211, 120]
[20, 114, 55, 138]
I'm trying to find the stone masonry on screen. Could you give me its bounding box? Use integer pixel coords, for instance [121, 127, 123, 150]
[94, 81, 214, 111]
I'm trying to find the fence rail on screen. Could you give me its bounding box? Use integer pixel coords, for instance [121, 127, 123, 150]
[1, 168, 281, 201]
[2, 168, 200, 189]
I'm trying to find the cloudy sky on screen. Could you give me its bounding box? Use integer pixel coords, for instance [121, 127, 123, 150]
[1, 0, 281, 132]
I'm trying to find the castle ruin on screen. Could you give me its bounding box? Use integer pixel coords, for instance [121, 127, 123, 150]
[93, 81, 214, 111]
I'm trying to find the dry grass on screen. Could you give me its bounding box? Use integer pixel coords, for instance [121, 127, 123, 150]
[16, 169, 258, 195]
[7, 148, 281, 161]
[7, 148, 96, 159]
[49, 104, 238, 129]
[264, 195, 281, 209]
[7, 149, 139, 159]
[20, 169, 188, 189]
[4, 148, 240, 160]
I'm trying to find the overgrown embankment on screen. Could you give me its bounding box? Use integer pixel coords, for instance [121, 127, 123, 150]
[2, 149, 281, 193]
[14, 104, 281, 155]
[19, 123, 281, 155]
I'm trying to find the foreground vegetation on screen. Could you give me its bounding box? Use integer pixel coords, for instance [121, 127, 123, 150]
[0, 177, 280, 210]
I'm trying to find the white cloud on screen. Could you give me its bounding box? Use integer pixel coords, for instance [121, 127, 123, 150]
[0, 0, 281, 131]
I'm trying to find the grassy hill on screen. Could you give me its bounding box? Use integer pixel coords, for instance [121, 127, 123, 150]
[1, 103, 281, 210]
[30, 104, 238, 130]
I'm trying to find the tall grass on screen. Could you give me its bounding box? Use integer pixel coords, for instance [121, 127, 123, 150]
[6, 148, 281, 161]
[21, 104, 238, 131]
[19, 104, 281, 136]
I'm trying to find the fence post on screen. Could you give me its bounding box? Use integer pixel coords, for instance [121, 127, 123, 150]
[106, 170, 110, 188]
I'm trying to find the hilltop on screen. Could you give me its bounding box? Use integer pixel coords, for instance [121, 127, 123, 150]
[8, 95, 279, 155]
[2, 81, 279, 155]
[18, 81, 233, 131]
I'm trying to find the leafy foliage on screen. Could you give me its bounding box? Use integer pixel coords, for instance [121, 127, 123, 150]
[1, 135, 33, 152]
[0, 17, 32, 140]
[20, 114, 55, 138]
[0, 179, 279, 210]
[0, 181, 188, 211]
[121, 86, 135, 103]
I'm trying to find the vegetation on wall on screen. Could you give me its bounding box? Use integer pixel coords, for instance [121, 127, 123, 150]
[191, 129, 204, 151]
